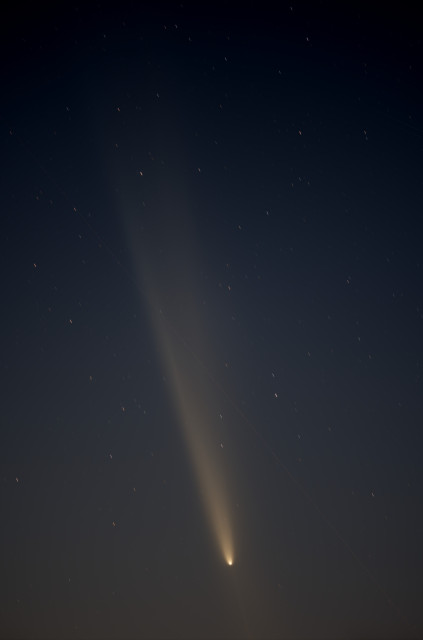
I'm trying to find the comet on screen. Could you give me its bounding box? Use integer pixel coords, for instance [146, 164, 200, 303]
[154, 315, 235, 566]
[124, 200, 235, 568]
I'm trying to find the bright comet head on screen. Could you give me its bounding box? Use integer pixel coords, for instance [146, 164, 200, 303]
[227, 558, 233, 566]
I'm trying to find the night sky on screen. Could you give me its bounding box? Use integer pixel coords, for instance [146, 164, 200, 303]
[1, 2, 422, 638]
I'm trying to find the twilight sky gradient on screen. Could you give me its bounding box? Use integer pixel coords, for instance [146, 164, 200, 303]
[1, 2, 422, 639]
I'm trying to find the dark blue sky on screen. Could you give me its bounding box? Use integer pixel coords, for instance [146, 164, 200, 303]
[1, 2, 422, 638]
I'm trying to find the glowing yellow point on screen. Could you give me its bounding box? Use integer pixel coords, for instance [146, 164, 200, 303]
[227, 558, 233, 566]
